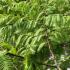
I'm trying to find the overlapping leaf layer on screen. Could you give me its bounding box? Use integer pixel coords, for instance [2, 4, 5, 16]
[0, 0, 70, 70]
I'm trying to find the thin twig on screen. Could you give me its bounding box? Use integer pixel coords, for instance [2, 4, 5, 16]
[6, 52, 24, 59]
[37, 62, 57, 68]
[46, 31, 62, 70]
[47, 39, 62, 70]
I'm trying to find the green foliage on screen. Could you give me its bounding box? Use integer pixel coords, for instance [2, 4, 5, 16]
[0, 0, 70, 70]
[0, 51, 14, 70]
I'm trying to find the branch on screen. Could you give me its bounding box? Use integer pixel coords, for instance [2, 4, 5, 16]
[45, 30, 62, 70]
[6, 52, 24, 59]
[36, 62, 57, 68]
[47, 39, 62, 70]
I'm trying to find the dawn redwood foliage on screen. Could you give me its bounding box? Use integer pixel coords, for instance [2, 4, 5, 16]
[0, 0, 70, 70]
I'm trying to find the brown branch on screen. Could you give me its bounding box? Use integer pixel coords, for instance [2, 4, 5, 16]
[47, 39, 62, 70]
[6, 52, 24, 59]
[45, 30, 62, 70]
[36, 62, 57, 68]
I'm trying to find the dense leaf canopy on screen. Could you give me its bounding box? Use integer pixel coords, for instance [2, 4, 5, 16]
[0, 0, 70, 70]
